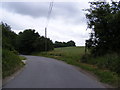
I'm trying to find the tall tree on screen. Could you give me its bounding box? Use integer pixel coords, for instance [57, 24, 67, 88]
[2, 22, 18, 51]
[54, 40, 76, 48]
[17, 29, 54, 54]
[16, 29, 40, 54]
[85, 1, 120, 56]
[67, 40, 76, 47]
[33, 36, 54, 52]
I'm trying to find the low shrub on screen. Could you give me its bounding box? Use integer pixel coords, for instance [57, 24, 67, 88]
[2, 49, 23, 78]
[81, 53, 120, 75]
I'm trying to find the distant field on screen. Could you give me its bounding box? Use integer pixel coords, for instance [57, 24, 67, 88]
[34, 46, 119, 87]
[35, 46, 85, 65]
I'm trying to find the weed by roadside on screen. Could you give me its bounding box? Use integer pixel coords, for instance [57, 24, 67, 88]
[2, 49, 25, 78]
[19, 56, 27, 60]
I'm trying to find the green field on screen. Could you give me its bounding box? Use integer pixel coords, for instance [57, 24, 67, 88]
[35, 46, 120, 87]
[35, 46, 85, 64]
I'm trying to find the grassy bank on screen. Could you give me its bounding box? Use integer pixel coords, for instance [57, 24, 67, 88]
[34, 46, 120, 87]
[2, 49, 26, 78]
[19, 55, 27, 60]
[34, 47, 84, 64]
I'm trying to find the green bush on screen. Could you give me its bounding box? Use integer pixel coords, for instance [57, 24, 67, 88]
[2, 49, 23, 78]
[81, 53, 120, 75]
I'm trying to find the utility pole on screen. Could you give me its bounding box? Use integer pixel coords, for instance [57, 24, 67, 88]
[45, 27, 47, 38]
[45, 27, 47, 52]
[44, 2, 53, 52]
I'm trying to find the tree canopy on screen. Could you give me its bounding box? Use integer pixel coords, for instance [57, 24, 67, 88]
[54, 40, 76, 48]
[16, 29, 40, 54]
[1, 22, 54, 54]
[2, 22, 18, 51]
[85, 1, 120, 56]
[16, 29, 54, 54]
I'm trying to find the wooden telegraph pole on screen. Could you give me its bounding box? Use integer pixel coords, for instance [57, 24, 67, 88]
[45, 2, 53, 52]
[45, 27, 47, 52]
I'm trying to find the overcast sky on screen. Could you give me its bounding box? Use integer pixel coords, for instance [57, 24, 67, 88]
[0, 0, 113, 46]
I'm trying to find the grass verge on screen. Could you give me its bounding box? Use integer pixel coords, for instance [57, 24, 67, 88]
[2, 49, 25, 78]
[33, 46, 120, 87]
[19, 55, 27, 60]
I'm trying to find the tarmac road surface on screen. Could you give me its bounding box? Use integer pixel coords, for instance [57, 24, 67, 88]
[3, 55, 105, 88]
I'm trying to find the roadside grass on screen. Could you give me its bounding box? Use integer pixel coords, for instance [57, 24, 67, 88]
[34, 46, 120, 87]
[77, 63, 119, 86]
[19, 55, 27, 60]
[2, 49, 25, 78]
[35, 47, 84, 63]
[0, 47, 1, 79]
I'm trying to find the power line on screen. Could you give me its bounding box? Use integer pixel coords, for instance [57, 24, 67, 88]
[46, 2, 54, 28]
[45, 2, 54, 51]
[45, 2, 54, 38]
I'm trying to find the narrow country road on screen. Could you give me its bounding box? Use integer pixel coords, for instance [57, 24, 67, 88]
[3, 55, 106, 88]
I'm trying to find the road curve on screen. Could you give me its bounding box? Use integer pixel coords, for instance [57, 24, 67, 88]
[3, 55, 105, 88]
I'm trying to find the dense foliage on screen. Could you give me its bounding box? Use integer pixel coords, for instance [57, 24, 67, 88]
[33, 36, 54, 52]
[85, 1, 120, 56]
[16, 29, 54, 54]
[2, 23, 23, 78]
[2, 22, 54, 78]
[2, 22, 54, 55]
[54, 40, 76, 48]
[84, 1, 120, 75]
[2, 49, 22, 78]
[2, 23, 18, 51]
[16, 29, 40, 54]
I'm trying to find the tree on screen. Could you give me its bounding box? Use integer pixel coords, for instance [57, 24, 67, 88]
[2, 22, 18, 51]
[1, 22, 22, 78]
[67, 40, 76, 47]
[54, 40, 76, 48]
[16, 29, 40, 54]
[33, 36, 54, 52]
[2, 22, 54, 54]
[54, 41, 63, 48]
[85, 1, 120, 56]
[16, 29, 54, 54]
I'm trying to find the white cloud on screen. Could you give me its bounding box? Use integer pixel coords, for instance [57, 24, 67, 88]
[0, 2, 92, 46]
